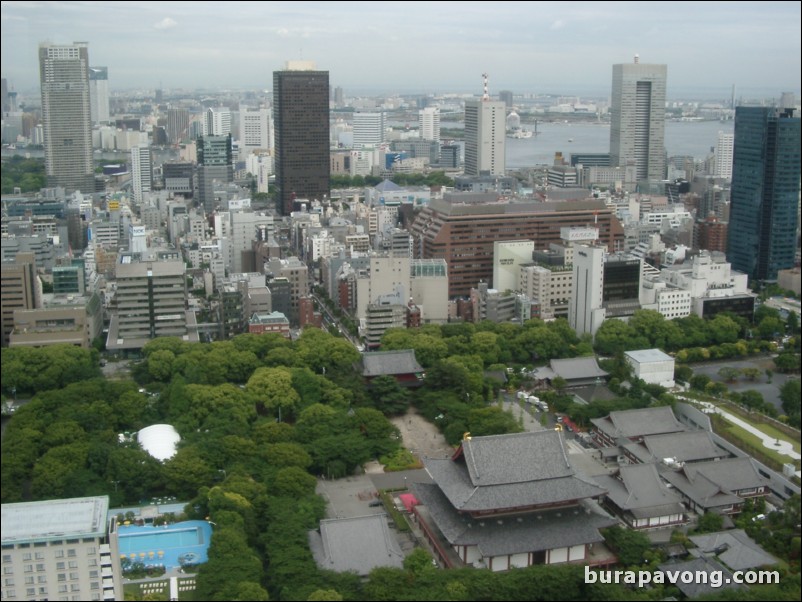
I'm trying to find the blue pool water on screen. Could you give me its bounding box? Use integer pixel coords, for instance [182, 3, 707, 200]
[117, 520, 213, 569]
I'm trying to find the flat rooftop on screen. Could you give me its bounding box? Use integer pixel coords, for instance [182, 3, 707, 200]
[625, 349, 674, 363]
[1, 496, 109, 544]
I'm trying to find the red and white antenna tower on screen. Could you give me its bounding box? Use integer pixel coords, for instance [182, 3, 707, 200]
[482, 73, 490, 101]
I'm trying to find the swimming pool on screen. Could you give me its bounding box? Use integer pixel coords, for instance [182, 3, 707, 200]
[117, 520, 213, 570]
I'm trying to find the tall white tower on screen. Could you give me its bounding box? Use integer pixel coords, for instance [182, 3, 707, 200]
[714, 131, 734, 180]
[130, 146, 152, 204]
[464, 73, 506, 176]
[419, 107, 440, 143]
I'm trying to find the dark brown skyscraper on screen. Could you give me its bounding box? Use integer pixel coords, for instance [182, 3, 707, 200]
[273, 62, 329, 215]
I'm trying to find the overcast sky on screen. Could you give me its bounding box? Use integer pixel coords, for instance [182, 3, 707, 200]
[2, 1, 800, 99]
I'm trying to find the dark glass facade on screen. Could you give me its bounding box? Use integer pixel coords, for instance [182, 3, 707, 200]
[728, 107, 801, 282]
[273, 69, 330, 215]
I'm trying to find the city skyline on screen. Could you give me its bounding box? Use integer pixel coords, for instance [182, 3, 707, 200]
[2, 1, 800, 99]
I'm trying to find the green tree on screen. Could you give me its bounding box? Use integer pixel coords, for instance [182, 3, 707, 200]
[602, 525, 651, 566]
[780, 379, 801, 427]
[273, 466, 317, 497]
[368, 375, 410, 415]
[247, 367, 301, 418]
[307, 590, 342, 601]
[696, 511, 724, 533]
[718, 366, 741, 382]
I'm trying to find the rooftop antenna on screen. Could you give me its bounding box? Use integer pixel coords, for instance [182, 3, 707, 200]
[634, 53, 640, 64]
[482, 73, 490, 101]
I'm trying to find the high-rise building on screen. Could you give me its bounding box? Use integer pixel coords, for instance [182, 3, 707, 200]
[727, 106, 801, 282]
[39, 42, 95, 193]
[166, 107, 189, 144]
[609, 57, 667, 182]
[130, 146, 153, 204]
[89, 66, 109, 124]
[714, 131, 734, 180]
[273, 61, 330, 215]
[205, 106, 231, 136]
[419, 107, 440, 143]
[464, 98, 506, 176]
[353, 111, 385, 148]
[197, 134, 233, 213]
[241, 106, 271, 156]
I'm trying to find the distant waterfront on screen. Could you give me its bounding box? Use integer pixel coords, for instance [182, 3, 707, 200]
[443, 119, 734, 169]
[2, 119, 733, 171]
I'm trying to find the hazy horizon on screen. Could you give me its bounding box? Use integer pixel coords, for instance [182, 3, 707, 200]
[2, 1, 800, 102]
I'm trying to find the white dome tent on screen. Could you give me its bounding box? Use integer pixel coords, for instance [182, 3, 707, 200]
[137, 424, 181, 461]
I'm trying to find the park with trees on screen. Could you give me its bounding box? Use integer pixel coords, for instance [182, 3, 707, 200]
[1, 303, 800, 599]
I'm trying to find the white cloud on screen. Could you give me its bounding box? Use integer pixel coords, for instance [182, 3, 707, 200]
[549, 19, 565, 31]
[153, 17, 177, 30]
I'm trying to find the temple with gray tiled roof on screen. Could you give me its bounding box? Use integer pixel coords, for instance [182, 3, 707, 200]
[591, 406, 686, 447]
[411, 431, 617, 571]
[308, 514, 404, 575]
[689, 529, 778, 571]
[532, 357, 609, 387]
[355, 349, 424, 385]
[594, 463, 686, 529]
[659, 457, 770, 515]
[622, 430, 730, 465]
[425, 431, 608, 514]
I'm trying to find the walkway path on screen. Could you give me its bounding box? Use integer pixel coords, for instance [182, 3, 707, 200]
[698, 401, 800, 461]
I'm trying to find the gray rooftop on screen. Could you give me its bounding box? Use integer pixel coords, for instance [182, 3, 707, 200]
[658, 557, 743, 598]
[593, 463, 685, 519]
[424, 431, 607, 512]
[591, 406, 685, 440]
[1, 496, 109, 544]
[307, 514, 404, 575]
[622, 431, 730, 464]
[358, 350, 424, 377]
[689, 529, 778, 571]
[534, 357, 609, 382]
[413, 483, 615, 557]
[430, 196, 607, 218]
[624, 348, 674, 364]
[660, 457, 769, 511]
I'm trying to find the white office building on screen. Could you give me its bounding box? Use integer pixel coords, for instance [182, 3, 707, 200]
[353, 112, 385, 148]
[714, 131, 734, 180]
[464, 99, 506, 176]
[418, 107, 440, 143]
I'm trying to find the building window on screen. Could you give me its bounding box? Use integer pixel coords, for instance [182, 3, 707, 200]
[3, 567, 12, 575]
[22, 554, 31, 561]
[59, 585, 68, 593]
[23, 565, 32, 574]
[54, 550, 64, 558]
[68, 561, 78, 569]
[56, 562, 65, 570]
[58, 574, 66, 582]
[24, 577, 33, 585]
[4, 578, 14, 587]
[35, 564, 45, 572]
[2, 556, 10, 563]
[37, 575, 46, 584]
[67, 549, 76, 557]
[34, 552, 44, 560]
